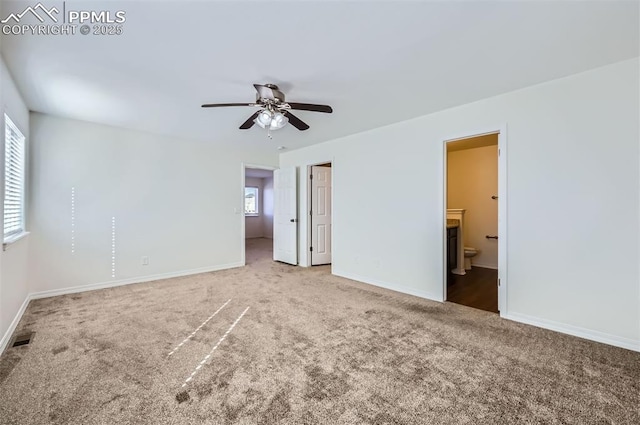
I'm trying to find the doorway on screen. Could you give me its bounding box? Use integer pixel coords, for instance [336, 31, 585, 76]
[242, 165, 276, 265]
[444, 130, 506, 314]
[308, 162, 332, 265]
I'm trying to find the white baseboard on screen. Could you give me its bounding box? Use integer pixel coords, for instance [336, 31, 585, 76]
[0, 294, 31, 354]
[332, 269, 444, 302]
[334, 270, 639, 352]
[4, 264, 638, 354]
[30, 262, 244, 300]
[503, 312, 640, 352]
[471, 263, 498, 270]
[0, 262, 243, 354]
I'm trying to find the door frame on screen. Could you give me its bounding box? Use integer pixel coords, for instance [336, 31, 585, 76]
[241, 163, 278, 266]
[442, 125, 508, 316]
[291, 159, 334, 267]
[307, 162, 333, 266]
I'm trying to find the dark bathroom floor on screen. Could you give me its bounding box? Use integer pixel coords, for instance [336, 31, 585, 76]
[447, 266, 499, 313]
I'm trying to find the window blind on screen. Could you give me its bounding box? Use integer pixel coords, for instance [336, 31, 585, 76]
[4, 114, 25, 240]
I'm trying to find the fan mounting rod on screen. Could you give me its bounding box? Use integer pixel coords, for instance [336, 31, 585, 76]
[254, 83, 285, 103]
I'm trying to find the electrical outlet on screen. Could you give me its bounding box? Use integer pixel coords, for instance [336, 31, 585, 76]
[142, 256, 149, 266]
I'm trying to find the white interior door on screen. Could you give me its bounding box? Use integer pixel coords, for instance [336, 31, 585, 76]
[311, 165, 332, 265]
[273, 166, 298, 265]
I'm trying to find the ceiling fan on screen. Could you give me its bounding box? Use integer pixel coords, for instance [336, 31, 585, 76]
[201, 84, 333, 134]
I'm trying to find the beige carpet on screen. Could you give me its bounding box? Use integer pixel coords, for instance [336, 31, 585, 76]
[1, 237, 638, 424]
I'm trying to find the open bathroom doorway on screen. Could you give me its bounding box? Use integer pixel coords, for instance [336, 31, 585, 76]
[444, 129, 507, 314]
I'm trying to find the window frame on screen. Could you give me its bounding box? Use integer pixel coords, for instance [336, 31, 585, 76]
[244, 186, 260, 216]
[3, 113, 27, 246]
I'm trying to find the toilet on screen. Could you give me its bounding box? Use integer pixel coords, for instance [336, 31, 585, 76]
[464, 247, 479, 270]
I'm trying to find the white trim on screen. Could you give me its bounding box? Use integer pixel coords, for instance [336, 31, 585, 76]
[2, 231, 29, 251]
[0, 261, 244, 355]
[3, 263, 638, 354]
[242, 163, 278, 171]
[470, 263, 498, 270]
[336, 270, 639, 352]
[241, 165, 245, 265]
[294, 157, 334, 267]
[497, 125, 508, 315]
[0, 294, 31, 354]
[442, 126, 503, 144]
[333, 269, 443, 302]
[307, 161, 333, 267]
[442, 124, 508, 316]
[3, 114, 27, 242]
[503, 312, 640, 353]
[30, 262, 243, 300]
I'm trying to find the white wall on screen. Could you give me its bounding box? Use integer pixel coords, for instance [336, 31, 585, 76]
[448, 144, 498, 269]
[245, 177, 264, 238]
[28, 113, 278, 294]
[0, 55, 30, 349]
[280, 58, 640, 351]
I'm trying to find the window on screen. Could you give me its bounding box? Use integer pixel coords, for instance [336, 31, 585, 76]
[4, 114, 26, 242]
[244, 187, 259, 215]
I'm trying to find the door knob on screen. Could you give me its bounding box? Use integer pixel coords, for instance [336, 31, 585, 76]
[485, 235, 498, 239]
[290, 219, 297, 223]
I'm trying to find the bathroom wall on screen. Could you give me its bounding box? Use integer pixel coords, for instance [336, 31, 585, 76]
[447, 142, 499, 268]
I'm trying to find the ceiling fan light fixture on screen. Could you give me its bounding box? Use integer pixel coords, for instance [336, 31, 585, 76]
[271, 111, 288, 129]
[255, 109, 288, 130]
[203, 83, 332, 133]
[256, 110, 273, 128]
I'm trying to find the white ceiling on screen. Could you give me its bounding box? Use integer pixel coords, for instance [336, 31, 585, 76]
[1, 1, 638, 155]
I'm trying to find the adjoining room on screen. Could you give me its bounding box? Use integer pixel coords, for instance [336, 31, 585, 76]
[244, 167, 274, 265]
[446, 133, 499, 313]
